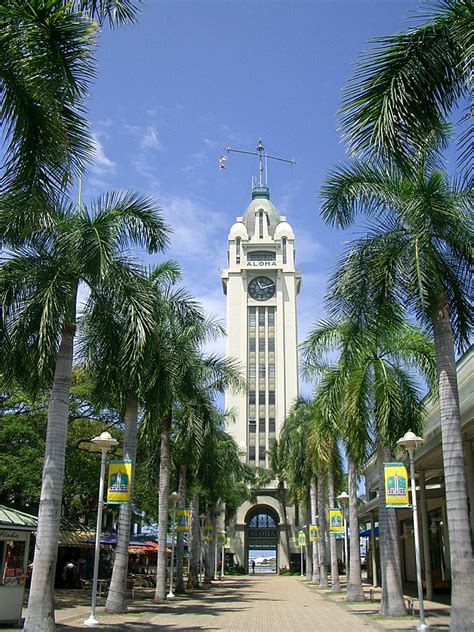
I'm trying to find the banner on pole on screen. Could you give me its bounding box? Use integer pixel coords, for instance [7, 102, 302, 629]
[217, 531, 226, 546]
[225, 536, 231, 549]
[107, 460, 132, 504]
[203, 523, 214, 541]
[176, 508, 190, 532]
[298, 531, 306, 547]
[328, 509, 343, 533]
[309, 524, 319, 541]
[384, 462, 409, 508]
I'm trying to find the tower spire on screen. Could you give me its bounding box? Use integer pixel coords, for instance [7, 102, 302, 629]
[223, 139, 295, 199]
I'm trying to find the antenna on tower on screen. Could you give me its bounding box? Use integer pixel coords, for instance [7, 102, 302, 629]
[221, 139, 295, 198]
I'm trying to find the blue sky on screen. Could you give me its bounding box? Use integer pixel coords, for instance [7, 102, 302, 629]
[82, 0, 426, 395]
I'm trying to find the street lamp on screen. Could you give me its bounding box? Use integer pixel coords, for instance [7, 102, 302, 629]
[84, 432, 119, 627]
[299, 530, 305, 577]
[397, 430, 429, 632]
[167, 491, 180, 599]
[337, 491, 349, 574]
[220, 530, 226, 578]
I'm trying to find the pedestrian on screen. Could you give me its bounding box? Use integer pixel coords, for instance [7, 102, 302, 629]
[251, 559, 255, 574]
[63, 561, 76, 588]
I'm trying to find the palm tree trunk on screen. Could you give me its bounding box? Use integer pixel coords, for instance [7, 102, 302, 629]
[175, 464, 187, 594]
[377, 444, 406, 616]
[24, 317, 76, 632]
[278, 481, 291, 567]
[310, 478, 320, 584]
[317, 474, 328, 588]
[105, 393, 138, 613]
[327, 469, 341, 592]
[155, 415, 171, 601]
[347, 456, 364, 601]
[203, 513, 217, 584]
[304, 490, 312, 580]
[187, 494, 200, 589]
[432, 302, 474, 630]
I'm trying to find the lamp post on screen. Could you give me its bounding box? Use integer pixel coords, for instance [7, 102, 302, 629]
[397, 431, 429, 631]
[167, 491, 179, 599]
[220, 531, 226, 578]
[299, 531, 305, 577]
[84, 432, 118, 627]
[337, 491, 349, 574]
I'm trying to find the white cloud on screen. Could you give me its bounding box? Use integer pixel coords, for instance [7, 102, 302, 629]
[140, 126, 161, 150]
[91, 134, 116, 176]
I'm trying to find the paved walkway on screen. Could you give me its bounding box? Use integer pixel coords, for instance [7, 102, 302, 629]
[14, 576, 381, 631]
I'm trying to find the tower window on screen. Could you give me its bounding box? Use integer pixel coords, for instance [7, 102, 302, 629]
[268, 338, 275, 352]
[269, 418, 276, 432]
[259, 338, 265, 352]
[259, 445, 266, 460]
[259, 418, 266, 432]
[248, 251, 276, 261]
[259, 211, 264, 239]
[249, 391, 256, 405]
[258, 310, 265, 326]
[268, 307, 275, 326]
[236, 237, 241, 264]
[249, 420, 256, 433]
[249, 307, 256, 326]
[249, 364, 256, 378]
[282, 237, 287, 264]
[259, 392, 265, 405]
[269, 364, 275, 378]
[259, 365, 266, 378]
[269, 391, 275, 404]
[249, 446, 256, 461]
[249, 338, 256, 352]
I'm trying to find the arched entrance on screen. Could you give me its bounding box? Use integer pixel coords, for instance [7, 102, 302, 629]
[245, 505, 279, 573]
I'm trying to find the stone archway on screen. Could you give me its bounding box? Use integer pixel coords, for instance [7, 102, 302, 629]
[245, 505, 279, 573]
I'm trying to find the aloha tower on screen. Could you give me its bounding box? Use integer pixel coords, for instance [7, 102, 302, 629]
[221, 141, 301, 570]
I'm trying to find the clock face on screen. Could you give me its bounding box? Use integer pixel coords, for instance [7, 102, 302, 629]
[248, 276, 276, 301]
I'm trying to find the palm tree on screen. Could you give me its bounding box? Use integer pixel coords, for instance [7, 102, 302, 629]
[139, 324, 244, 600]
[302, 317, 435, 614]
[1, 1, 141, 239]
[268, 439, 292, 564]
[79, 261, 186, 613]
[308, 393, 343, 593]
[339, 0, 472, 170]
[279, 399, 318, 581]
[1, 193, 168, 632]
[320, 152, 473, 627]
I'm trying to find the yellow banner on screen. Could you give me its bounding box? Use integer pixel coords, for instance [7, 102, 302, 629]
[309, 524, 319, 541]
[225, 536, 231, 549]
[384, 462, 409, 508]
[107, 461, 132, 504]
[203, 523, 213, 541]
[176, 508, 190, 532]
[329, 509, 343, 532]
[298, 531, 306, 547]
[217, 531, 226, 546]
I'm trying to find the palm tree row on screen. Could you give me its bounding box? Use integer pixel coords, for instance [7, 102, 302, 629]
[1, 2, 249, 629]
[298, 1, 472, 627]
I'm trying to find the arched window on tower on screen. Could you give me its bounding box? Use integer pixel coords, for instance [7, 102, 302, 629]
[282, 237, 287, 264]
[236, 237, 241, 264]
[259, 211, 264, 239]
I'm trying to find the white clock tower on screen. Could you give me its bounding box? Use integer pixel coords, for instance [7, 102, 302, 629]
[221, 152, 302, 569]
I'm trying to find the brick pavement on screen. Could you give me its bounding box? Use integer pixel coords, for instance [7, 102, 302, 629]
[47, 574, 380, 631]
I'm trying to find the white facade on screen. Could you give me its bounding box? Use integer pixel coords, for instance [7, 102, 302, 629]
[221, 187, 301, 467]
[221, 186, 301, 570]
